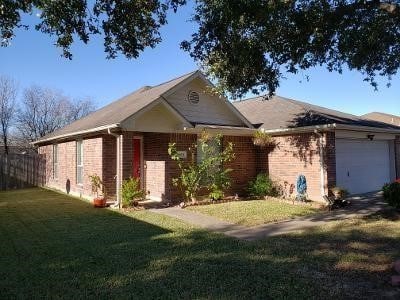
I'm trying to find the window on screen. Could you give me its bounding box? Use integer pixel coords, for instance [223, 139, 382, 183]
[52, 144, 58, 179]
[76, 140, 83, 185]
[196, 136, 221, 165]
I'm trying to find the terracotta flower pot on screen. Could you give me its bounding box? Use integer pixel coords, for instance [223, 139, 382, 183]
[93, 197, 106, 208]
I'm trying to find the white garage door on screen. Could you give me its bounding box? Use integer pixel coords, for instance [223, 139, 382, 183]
[335, 139, 391, 194]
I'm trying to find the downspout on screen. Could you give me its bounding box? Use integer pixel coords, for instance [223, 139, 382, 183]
[314, 130, 326, 198]
[108, 128, 122, 209]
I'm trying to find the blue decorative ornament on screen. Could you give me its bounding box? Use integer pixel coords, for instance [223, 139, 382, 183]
[296, 174, 307, 201]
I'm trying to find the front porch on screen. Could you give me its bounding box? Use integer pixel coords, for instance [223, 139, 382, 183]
[103, 130, 261, 206]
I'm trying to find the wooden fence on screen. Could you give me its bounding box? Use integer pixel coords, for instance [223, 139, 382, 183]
[0, 154, 46, 190]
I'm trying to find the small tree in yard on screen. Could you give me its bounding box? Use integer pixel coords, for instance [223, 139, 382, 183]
[0, 76, 17, 155]
[168, 133, 234, 203]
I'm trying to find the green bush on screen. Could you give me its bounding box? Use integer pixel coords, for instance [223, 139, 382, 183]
[382, 182, 400, 209]
[248, 173, 276, 198]
[208, 168, 232, 201]
[121, 177, 145, 207]
[168, 133, 234, 203]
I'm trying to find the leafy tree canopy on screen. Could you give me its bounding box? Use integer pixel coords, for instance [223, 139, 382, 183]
[1, 1, 400, 97]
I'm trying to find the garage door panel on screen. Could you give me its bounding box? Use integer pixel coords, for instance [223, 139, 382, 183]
[335, 139, 390, 194]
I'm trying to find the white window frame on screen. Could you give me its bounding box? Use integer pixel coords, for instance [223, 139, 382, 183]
[52, 144, 58, 180]
[76, 140, 84, 185]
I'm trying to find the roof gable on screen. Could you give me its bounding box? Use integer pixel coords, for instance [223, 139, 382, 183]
[164, 77, 251, 127]
[34, 71, 197, 144]
[34, 70, 252, 144]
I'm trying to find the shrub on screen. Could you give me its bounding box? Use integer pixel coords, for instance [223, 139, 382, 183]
[252, 130, 275, 147]
[248, 173, 276, 198]
[168, 133, 234, 203]
[330, 186, 349, 199]
[382, 182, 400, 209]
[121, 177, 145, 207]
[208, 168, 232, 200]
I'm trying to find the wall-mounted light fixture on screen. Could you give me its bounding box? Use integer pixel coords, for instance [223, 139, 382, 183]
[367, 134, 375, 141]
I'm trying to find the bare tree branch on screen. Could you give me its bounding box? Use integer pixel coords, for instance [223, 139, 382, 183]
[17, 86, 96, 143]
[0, 76, 18, 154]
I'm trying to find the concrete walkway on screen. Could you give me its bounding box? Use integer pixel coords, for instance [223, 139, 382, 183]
[149, 192, 388, 241]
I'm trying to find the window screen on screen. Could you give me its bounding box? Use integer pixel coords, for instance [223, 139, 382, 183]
[52, 144, 58, 179]
[76, 140, 83, 184]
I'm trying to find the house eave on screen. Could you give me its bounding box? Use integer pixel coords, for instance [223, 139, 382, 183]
[264, 123, 337, 135]
[31, 123, 121, 146]
[334, 124, 400, 134]
[182, 124, 256, 136]
[263, 123, 400, 136]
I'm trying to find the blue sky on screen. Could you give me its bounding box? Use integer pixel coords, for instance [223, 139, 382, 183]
[0, 3, 399, 116]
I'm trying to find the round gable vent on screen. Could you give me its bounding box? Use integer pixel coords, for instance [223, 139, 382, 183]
[187, 90, 200, 104]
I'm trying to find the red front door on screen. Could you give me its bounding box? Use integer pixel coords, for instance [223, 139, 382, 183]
[133, 138, 141, 179]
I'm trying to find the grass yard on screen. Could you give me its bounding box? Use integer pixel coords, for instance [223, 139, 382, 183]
[187, 199, 320, 226]
[1, 188, 400, 299]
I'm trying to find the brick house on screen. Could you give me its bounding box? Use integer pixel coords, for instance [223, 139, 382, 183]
[33, 71, 400, 205]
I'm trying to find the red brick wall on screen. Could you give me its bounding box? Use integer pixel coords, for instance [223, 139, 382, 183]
[224, 136, 258, 196]
[143, 132, 170, 201]
[325, 132, 336, 194]
[143, 132, 197, 202]
[38, 137, 103, 199]
[38, 130, 336, 203]
[266, 132, 324, 201]
[102, 135, 116, 197]
[395, 135, 400, 178]
[142, 133, 259, 202]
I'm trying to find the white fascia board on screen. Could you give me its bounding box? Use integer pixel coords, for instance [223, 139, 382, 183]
[31, 123, 120, 145]
[334, 124, 400, 134]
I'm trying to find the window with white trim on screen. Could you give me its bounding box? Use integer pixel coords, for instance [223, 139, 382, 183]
[76, 140, 83, 185]
[196, 136, 221, 164]
[52, 144, 58, 179]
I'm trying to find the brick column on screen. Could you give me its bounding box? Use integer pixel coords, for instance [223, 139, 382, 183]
[324, 131, 336, 195]
[395, 135, 400, 179]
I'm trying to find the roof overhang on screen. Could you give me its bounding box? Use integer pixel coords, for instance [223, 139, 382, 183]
[334, 124, 400, 134]
[264, 124, 336, 135]
[183, 124, 256, 136]
[31, 123, 121, 146]
[264, 123, 400, 136]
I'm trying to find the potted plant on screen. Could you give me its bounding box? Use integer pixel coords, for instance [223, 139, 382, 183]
[89, 174, 107, 207]
[253, 130, 275, 148]
[330, 186, 348, 200]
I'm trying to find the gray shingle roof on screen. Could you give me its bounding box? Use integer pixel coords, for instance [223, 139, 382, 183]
[234, 95, 400, 130]
[361, 112, 400, 127]
[34, 71, 197, 143]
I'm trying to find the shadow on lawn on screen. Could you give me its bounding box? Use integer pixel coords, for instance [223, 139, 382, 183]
[1, 189, 400, 299]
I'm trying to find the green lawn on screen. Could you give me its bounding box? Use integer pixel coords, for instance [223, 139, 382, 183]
[187, 199, 320, 226]
[1, 188, 400, 299]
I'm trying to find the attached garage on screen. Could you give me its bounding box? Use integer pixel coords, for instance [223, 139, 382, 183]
[335, 138, 394, 194]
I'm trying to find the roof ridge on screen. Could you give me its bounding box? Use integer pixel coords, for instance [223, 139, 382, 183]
[283, 97, 361, 119]
[149, 69, 198, 89]
[362, 111, 400, 118]
[233, 95, 308, 113]
[81, 70, 199, 118]
[233, 94, 266, 103]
